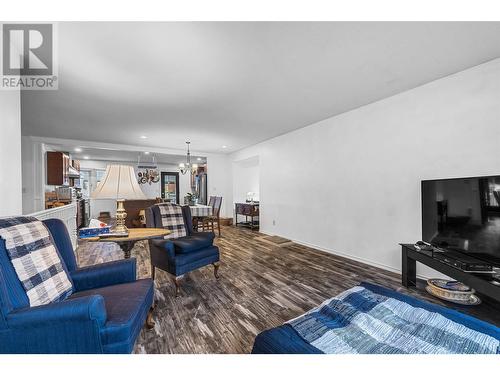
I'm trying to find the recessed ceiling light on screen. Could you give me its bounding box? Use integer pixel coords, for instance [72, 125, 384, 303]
[74, 147, 82, 152]
[197, 157, 202, 161]
[144, 151, 150, 155]
[222, 145, 227, 149]
[83, 156, 89, 160]
[140, 135, 148, 139]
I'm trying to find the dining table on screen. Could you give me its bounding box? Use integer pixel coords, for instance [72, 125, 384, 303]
[81, 228, 171, 259]
[189, 204, 213, 217]
[189, 204, 213, 231]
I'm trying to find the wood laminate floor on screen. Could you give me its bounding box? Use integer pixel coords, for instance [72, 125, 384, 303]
[76, 226, 500, 354]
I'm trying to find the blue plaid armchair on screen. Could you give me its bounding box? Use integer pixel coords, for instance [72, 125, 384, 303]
[145, 204, 220, 296]
[0, 218, 154, 353]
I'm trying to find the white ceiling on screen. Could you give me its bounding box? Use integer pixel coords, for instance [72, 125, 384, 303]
[21, 22, 500, 153]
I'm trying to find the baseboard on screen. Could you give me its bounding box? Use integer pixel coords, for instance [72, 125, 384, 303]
[258, 229, 434, 281]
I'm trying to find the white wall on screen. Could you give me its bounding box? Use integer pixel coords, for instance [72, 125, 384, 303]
[230, 58, 500, 278]
[0, 90, 22, 216]
[206, 154, 233, 218]
[232, 156, 260, 203]
[21, 137, 46, 214]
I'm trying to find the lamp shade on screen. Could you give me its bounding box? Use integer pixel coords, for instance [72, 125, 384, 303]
[91, 164, 147, 200]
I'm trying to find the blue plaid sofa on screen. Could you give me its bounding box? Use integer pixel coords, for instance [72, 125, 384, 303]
[0, 218, 154, 353]
[252, 283, 500, 354]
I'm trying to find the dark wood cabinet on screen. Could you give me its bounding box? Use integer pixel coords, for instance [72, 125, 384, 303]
[46, 152, 81, 186]
[46, 151, 70, 186]
[235, 203, 259, 229]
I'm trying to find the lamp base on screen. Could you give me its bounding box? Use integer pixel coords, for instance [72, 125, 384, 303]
[115, 199, 129, 234]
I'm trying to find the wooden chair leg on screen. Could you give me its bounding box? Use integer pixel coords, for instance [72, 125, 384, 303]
[146, 306, 155, 329]
[217, 217, 221, 237]
[150, 266, 158, 310]
[213, 262, 220, 279]
[172, 276, 182, 297]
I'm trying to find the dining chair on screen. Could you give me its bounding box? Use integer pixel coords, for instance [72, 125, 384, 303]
[197, 196, 216, 232]
[208, 196, 216, 207]
[203, 196, 223, 237]
[198, 196, 214, 232]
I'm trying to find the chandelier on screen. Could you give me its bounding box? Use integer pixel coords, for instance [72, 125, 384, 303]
[179, 141, 198, 175]
[137, 153, 160, 185]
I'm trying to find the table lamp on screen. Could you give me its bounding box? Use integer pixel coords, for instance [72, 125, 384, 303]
[246, 192, 255, 203]
[91, 164, 147, 234]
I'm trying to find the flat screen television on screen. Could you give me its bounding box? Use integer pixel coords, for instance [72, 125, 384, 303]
[422, 175, 500, 266]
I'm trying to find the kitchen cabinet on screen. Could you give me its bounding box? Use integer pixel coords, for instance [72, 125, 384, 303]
[46, 151, 70, 186]
[46, 151, 81, 186]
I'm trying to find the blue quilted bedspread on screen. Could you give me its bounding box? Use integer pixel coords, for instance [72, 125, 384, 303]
[286, 283, 500, 354]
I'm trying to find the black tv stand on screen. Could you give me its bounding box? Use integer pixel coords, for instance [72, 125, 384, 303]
[401, 244, 500, 302]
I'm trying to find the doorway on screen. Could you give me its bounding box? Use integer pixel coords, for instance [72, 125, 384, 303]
[161, 172, 180, 204]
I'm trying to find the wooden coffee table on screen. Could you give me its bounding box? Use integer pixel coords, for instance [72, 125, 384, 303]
[83, 228, 170, 259]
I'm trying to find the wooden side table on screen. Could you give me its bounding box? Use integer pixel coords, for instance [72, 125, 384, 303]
[82, 228, 170, 258]
[235, 202, 259, 230]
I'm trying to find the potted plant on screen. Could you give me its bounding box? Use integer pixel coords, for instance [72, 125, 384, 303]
[185, 193, 197, 206]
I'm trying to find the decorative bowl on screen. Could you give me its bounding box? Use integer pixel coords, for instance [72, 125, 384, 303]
[426, 278, 477, 303]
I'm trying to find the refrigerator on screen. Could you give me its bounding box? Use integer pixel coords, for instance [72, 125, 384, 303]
[194, 172, 207, 205]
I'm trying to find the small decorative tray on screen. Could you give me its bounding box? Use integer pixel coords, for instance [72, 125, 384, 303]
[78, 226, 111, 238]
[426, 279, 480, 305]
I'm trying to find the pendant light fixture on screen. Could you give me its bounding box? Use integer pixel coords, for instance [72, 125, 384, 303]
[179, 141, 198, 175]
